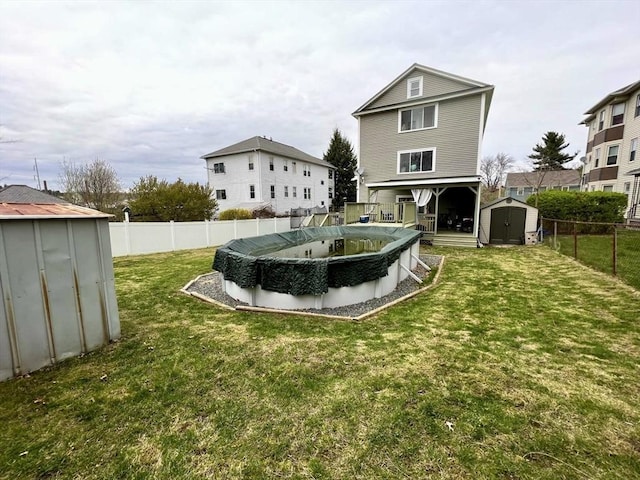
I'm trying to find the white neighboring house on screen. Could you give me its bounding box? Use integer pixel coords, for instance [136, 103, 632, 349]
[202, 136, 335, 216]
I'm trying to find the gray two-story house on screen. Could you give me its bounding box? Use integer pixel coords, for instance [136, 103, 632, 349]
[352, 64, 494, 246]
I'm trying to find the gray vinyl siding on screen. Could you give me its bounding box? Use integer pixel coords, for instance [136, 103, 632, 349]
[369, 71, 472, 110]
[360, 94, 482, 184]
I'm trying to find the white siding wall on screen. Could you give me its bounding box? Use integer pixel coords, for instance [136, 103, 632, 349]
[207, 152, 334, 215]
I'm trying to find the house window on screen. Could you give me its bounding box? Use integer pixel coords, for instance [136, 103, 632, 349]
[269, 156, 274, 171]
[292, 161, 297, 173]
[399, 104, 437, 132]
[284, 186, 289, 198]
[321, 180, 324, 185]
[603, 185, 614, 192]
[303, 165, 311, 176]
[249, 185, 255, 199]
[328, 170, 333, 179]
[213, 162, 225, 174]
[328, 187, 333, 199]
[304, 187, 311, 200]
[606, 145, 619, 165]
[630, 138, 637, 161]
[398, 148, 435, 173]
[598, 110, 605, 131]
[407, 76, 422, 98]
[283, 160, 288, 172]
[270, 185, 275, 199]
[508, 187, 518, 196]
[216, 189, 226, 200]
[624, 182, 631, 194]
[293, 186, 297, 198]
[636, 94, 640, 117]
[248, 155, 254, 170]
[594, 148, 600, 168]
[611, 103, 625, 126]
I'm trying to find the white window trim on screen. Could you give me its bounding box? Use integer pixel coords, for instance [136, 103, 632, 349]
[606, 144, 619, 166]
[396, 147, 436, 174]
[407, 76, 423, 99]
[397, 103, 439, 133]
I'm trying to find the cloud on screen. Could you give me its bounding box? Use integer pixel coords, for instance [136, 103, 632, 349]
[1, 0, 638, 189]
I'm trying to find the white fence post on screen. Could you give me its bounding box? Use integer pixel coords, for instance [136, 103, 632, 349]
[170, 220, 176, 251]
[124, 221, 131, 255]
[205, 219, 210, 246]
[256, 217, 260, 236]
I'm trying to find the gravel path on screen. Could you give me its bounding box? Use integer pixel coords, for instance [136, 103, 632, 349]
[185, 254, 442, 318]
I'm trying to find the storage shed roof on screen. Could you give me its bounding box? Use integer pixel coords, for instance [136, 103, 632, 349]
[0, 203, 111, 219]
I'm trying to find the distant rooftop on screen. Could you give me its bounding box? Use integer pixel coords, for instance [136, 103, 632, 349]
[201, 136, 333, 168]
[505, 170, 581, 188]
[0, 185, 68, 204]
[581, 79, 640, 123]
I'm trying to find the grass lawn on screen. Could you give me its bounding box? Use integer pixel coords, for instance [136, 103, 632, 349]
[1, 246, 639, 479]
[546, 229, 640, 291]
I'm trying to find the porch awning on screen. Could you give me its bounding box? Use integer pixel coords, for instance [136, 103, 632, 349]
[366, 175, 481, 189]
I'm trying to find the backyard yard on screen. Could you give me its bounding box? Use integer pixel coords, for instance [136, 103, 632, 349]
[0, 246, 639, 479]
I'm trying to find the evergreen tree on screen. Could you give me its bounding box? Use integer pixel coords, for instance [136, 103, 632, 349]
[528, 131, 578, 170]
[323, 128, 357, 209]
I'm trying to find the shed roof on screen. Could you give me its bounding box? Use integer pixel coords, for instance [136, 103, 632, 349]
[201, 136, 333, 168]
[0, 185, 68, 204]
[481, 196, 538, 210]
[0, 203, 111, 219]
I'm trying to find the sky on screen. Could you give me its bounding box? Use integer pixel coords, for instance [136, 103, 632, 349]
[1, 0, 639, 191]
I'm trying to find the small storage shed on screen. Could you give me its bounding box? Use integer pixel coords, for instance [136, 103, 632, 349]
[479, 197, 539, 245]
[0, 186, 120, 381]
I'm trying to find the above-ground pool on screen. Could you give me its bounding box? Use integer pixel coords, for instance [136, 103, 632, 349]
[213, 226, 422, 309]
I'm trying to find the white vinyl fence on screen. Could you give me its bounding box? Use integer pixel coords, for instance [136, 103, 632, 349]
[109, 218, 291, 257]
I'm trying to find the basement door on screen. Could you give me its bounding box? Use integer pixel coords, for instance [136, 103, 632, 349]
[489, 206, 526, 244]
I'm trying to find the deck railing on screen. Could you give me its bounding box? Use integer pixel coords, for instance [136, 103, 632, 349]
[345, 202, 424, 229]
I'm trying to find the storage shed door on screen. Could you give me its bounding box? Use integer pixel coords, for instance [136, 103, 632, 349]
[489, 206, 526, 244]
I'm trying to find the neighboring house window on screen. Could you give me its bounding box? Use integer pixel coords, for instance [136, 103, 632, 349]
[594, 148, 600, 168]
[270, 185, 275, 199]
[399, 104, 437, 132]
[303, 165, 311, 176]
[508, 187, 518, 196]
[398, 148, 435, 173]
[213, 162, 225, 174]
[328, 170, 333, 179]
[407, 76, 422, 98]
[248, 155, 254, 170]
[603, 185, 614, 192]
[283, 160, 288, 172]
[293, 186, 297, 198]
[624, 182, 631, 194]
[630, 138, 638, 161]
[538, 186, 547, 192]
[611, 103, 625, 126]
[304, 187, 311, 200]
[568, 185, 580, 191]
[636, 94, 640, 117]
[606, 145, 619, 165]
[328, 187, 333, 199]
[517, 187, 524, 196]
[269, 156, 274, 171]
[284, 186, 289, 197]
[292, 161, 297, 173]
[321, 180, 324, 185]
[216, 189, 226, 200]
[249, 185, 255, 199]
[598, 110, 605, 130]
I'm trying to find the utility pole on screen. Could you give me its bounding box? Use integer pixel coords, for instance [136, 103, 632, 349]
[34, 157, 42, 190]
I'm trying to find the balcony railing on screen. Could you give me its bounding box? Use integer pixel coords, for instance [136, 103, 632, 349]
[344, 202, 431, 231]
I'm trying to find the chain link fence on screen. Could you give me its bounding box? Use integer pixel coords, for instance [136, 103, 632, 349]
[541, 218, 640, 290]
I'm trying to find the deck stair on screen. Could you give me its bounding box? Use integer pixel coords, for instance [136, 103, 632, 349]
[429, 233, 478, 248]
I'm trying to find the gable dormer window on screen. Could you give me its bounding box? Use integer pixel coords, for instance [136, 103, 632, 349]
[407, 76, 423, 98]
[399, 104, 437, 132]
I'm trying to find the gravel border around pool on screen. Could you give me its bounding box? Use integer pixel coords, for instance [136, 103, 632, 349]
[182, 254, 444, 320]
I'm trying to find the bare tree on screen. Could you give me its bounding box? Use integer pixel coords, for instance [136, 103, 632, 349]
[480, 153, 514, 192]
[59, 158, 121, 212]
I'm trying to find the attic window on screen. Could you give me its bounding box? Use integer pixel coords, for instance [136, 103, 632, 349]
[407, 76, 423, 99]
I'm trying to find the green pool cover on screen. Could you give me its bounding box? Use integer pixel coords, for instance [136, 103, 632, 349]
[213, 226, 421, 295]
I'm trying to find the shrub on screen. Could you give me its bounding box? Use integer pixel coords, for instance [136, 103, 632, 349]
[529, 190, 627, 233]
[219, 208, 253, 220]
[252, 205, 276, 218]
